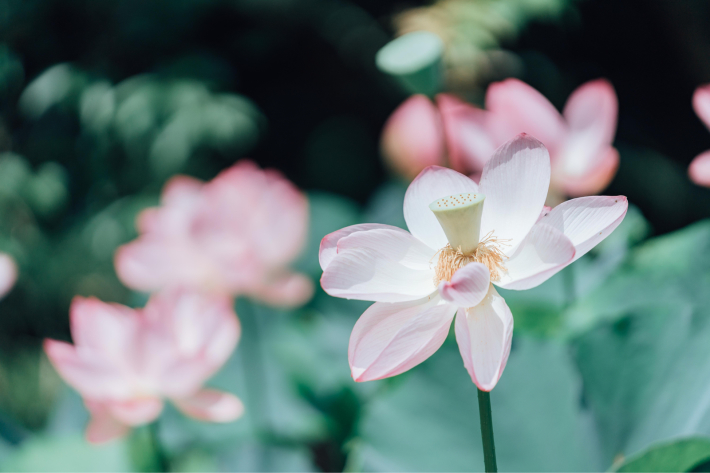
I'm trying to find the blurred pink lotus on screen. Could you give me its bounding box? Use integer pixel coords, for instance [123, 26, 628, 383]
[115, 161, 313, 307]
[382, 79, 619, 205]
[44, 289, 243, 443]
[321, 134, 627, 391]
[0, 253, 17, 299]
[381, 95, 446, 178]
[441, 79, 619, 204]
[689, 85, 710, 187]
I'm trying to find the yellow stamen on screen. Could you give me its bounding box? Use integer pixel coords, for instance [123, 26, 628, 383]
[433, 231, 509, 285]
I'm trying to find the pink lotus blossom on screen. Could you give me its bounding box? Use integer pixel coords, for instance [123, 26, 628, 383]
[44, 289, 243, 443]
[0, 253, 17, 299]
[689, 85, 710, 187]
[320, 134, 627, 391]
[381, 80, 619, 204]
[115, 161, 313, 307]
[381, 95, 446, 178]
[440, 79, 619, 204]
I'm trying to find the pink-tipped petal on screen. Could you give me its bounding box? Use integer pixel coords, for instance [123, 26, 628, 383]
[44, 339, 131, 399]
[319, 224, 397, 271]
[84, 402, 130, 444]
[556, 80, 618, 193]
[689, 150, 710, 188]
[560, 146, 620, 197]
[563, 79, 618, 150]
[381, 95, 445, 179]
[349, 296, 457, 382]
[537, 195, 628, 262]
[438, 262, 491, 307]
[437, 94, 497, 173]
[693, 84, 710, 130]
[0, 253, 17, 299]
[455, 285, 513, 391]
[479, 134, 551, 251]
[403, 166, 479, 250]
[337, 228, 436, 270]
[248, 272, 314, 308]
[537, 206, 553, 222]
[321, 248, 436, 302]
[496, 223, 575, 290]
[173, 389, 244, 422]
[69, 297, 137, 360]
[485, 79, 565, 151]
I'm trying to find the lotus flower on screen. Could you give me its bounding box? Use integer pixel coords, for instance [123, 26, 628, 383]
[320, 134, 627, 391]
[381, 79, 619, 205]
[0, 253, 17, 299]
[115, 161, 313, 307]
[44, 289, 243, 443]
[441, 79, 619, 204]
[689, 85, 710, 187]
[381, 95, 446, 178]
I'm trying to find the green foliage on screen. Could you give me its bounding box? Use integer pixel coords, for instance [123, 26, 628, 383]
[349, 338, 602, 471]
[611, 437, 710, 473]
[0, 435, 132, 472]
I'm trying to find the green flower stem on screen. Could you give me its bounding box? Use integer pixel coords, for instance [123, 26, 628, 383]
[477, 388, 498, 472]
[149, 420, 170, 472]
[237, 298, 271, 470]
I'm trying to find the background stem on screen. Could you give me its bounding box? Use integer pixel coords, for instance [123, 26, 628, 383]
[477, 389, 498, 473]
[149, 420, 170, 472]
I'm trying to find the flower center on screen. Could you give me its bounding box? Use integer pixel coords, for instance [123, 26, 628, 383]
[433, 232, 508, 285]
[429, 192, 508, 284]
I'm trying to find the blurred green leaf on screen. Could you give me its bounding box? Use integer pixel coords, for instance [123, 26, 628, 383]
[611, 437, 710, 472]
[565, 220, 710, 337]
[1, 434, 133, 472]
[350, 338, 602, 471]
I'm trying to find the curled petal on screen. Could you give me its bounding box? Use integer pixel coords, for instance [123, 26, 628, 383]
[438, 262, 490, 307]
[455, 285, 513, 391]
[689, 150, 710, 188]
[337, 228, 436, 270]
[349, 296, 457, 382]
[319, 223, 397, 271]
[404, 166, 478, 250]
[537, 195, 628, 262]
[479, 134, 551, 251]
[381, 95, 445, 178]
[496, 223, 575, 290]
[485, 79, 565, 151]
[321, 248, 436, 302]
[693, 84, 710, 130]
[173, 389, 244, 422]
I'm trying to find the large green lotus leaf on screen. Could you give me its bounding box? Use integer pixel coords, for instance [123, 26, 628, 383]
[349, 337, 602, 471]
[611, 436, 710, 472]
[0, 434, 132, 472]
[573, 303, 710, 466]
[565, 220, 710, 337]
